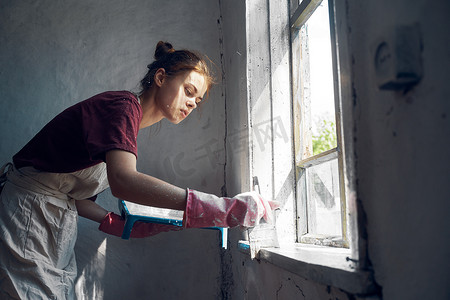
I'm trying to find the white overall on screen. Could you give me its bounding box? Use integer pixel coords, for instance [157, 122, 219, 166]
[0, 163, 108, 299]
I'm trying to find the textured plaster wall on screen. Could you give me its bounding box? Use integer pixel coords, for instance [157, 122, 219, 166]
[0, 1, 226, 299]
[348, 0, 450, 299]
[219, 0, 251, 298]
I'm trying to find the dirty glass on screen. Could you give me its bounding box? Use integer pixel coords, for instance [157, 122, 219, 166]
[301, 0, 337, 157]
[304, 157, 342, 238]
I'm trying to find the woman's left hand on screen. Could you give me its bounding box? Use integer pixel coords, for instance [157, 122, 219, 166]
[98, 212, 182, 238]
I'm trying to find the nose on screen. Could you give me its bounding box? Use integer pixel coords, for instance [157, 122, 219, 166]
[186, 97, 197, 110]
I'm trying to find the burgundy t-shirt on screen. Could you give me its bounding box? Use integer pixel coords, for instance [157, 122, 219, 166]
[13, 91, 142, 173]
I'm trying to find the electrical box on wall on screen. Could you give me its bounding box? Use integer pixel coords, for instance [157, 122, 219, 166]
[373, 23, 423, 90]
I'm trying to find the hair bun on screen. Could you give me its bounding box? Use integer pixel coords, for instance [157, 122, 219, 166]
[154, 41, 175, 60]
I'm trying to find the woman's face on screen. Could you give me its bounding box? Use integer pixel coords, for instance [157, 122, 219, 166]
[155, 69, 207, 124]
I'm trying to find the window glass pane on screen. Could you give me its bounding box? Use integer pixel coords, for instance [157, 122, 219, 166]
[305, 157, 342, 237]
[302, 1, 337, 157]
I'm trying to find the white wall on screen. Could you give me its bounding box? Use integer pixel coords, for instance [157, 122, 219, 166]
[348, 0, 450, 299]
[0, 1, 227, 299]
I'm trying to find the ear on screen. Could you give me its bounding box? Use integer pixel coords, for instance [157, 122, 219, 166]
[154, 68, 166, 87]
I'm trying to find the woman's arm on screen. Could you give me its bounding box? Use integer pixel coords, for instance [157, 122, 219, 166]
[76, 199, 109, 223]
[104, 149, 278, 229]
[105, 149, 187, 211]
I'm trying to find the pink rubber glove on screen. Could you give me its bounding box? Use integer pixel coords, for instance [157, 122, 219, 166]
[99, 212, 182, 238]
[183, 189, 279, 228]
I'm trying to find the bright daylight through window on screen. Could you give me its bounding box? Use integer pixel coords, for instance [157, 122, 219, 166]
[291, 0, 347, 248]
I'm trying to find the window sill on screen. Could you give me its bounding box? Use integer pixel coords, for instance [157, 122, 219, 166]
[238, 241, 376, 295]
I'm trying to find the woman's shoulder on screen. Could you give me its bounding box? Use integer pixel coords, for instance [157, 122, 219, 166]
[79, 91, 140, 110]
[88, 90, 138, 102]
[61, 91, 141, 119]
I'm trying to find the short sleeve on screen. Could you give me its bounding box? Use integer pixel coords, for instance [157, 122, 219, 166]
[82, 95, 142, 162]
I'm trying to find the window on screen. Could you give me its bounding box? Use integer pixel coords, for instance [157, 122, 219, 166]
[237, 0, 376, 293]
[291, 0, 347, 248]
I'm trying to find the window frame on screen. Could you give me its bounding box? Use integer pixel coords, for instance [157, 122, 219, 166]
[290, 0, 348, 247]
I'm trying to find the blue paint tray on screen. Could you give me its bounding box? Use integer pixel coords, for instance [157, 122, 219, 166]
[117, 199, 228, 248]
[118, 199, 183, 239]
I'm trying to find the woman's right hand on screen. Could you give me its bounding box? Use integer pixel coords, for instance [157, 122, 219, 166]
[183, 189, 280, 228]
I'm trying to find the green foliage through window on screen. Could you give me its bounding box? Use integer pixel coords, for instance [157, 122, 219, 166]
[312, 119, 337, 155]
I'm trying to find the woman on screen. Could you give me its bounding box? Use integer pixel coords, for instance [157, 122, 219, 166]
[0, 41, 276, 299]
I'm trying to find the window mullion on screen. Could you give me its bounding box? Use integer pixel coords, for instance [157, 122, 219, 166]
[328, 0, 348, 248]
[297, 147, 338, 168]
[290, 0, 323, 29]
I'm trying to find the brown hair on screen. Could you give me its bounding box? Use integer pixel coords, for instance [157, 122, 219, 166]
[139, 41, 215, 99]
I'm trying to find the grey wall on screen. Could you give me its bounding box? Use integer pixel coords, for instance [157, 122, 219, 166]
[0, 1, 226, 299]
[220, 0, 250, 298]
[348, 0, 450, 299]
